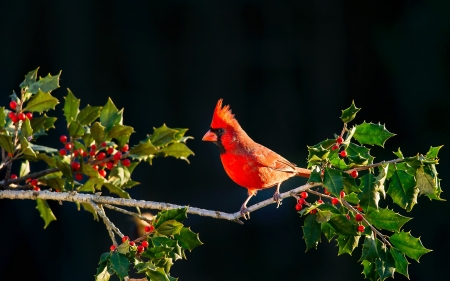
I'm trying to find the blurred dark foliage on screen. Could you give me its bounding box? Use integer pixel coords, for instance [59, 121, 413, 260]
[1, 0, 449, 280]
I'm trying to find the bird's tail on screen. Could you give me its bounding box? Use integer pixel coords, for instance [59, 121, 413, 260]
[296, 167, 311, 178]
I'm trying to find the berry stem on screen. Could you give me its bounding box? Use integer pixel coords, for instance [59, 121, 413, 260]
[102, 204, 153, 224]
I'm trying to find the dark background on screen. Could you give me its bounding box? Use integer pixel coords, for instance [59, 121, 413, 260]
[1, 0, 449, 280]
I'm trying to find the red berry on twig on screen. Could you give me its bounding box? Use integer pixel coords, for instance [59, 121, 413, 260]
[60, 135, 67, 143]
[137, 245, 145, 253]
[141, 241, 149, 248]
[339, 150, 347, 157]
[317, 199, 323, 204]
[18, 113, 26, 121]
[297, 198, 306, 205]
[300, 192, 308, 199]
[110, 245, 116, 251]
[122, 236, 129, 243]
[355, 214, 363, 222]
[107, 147, 114, 154]
[331, 145, 339, 151]
[33, 186, 40, 191]
[121, 144, 129, 152]
[98, 169, 107, 178]
[106, 162, 114, 170]
[340, 191, 346, 198]
[30, 179, 38, 186]
[144, 225, 155, 232]
[75, 173, 83, 181]
[129, 241, 135, 246]
[59, 149, 67, 156]
[71, 162, 80, 171]
[9, 101, 17, 110]
[310, 209, 317, 214]
[295, 204, 302, 211]
[350, 170, 358, 178]
[25, 112, 33, 120]
[324, 189, 330, 195]
[97, 152, 106, 160]
[336, 136, 344, 144]
[113, 152, 122, 161]
[101, 142, 107, 147]
[122, 159, 131, 167]
[331, 198, 339, 205]
[358, 225, 365, 232]
[65, 143, 72, 150]
[10, 174, 17, 179]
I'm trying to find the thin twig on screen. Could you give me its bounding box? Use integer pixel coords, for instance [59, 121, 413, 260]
[350, 158, 403, 172]
[103, 204, 153, 224]
[1, 167, 60, 186]
[341, 199, 391, 247]
[89, 200, 124, 243]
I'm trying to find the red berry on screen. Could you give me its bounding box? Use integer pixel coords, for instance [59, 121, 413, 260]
[113, 152, 122, 161]
[122, 236, 129, 243]
[129, 241, 135, 246]
[101, 142, 107, 147]
[60, 135, 67, 143]
[17, 113, 25, 121]
[25, 112, 33, 120]
[71, 162, 80, 171]
[355, 213, 363, 222]
[356, 204, 363, 212]
[310, 209, 317, 214]
[97, 152, 106, 160]
[30, 179, 38, 186]
[91, 144, 97, 151]
[73, 150, 79, 157]
[350, 170, 359, 178]
[346, 214, 351, 220]
[331, 145, 339, 151]
[90, 149, 96, 156]
[65, 143, 72, 150]
[92, 165, 99, 171]
[317, 199, 323, 204]
[336, 136, 344, 144]
[358, 225, 365, 232]
[340, 191, 346, 198]
[339, 150, 347, 157]
[324, 189, 330, 195]
[122, 159, 131, 167]
[110, 245, 116, 251]
[300, 191, 308, 199]
[106, 162, 114, 170]
[137, 245, 145, 253]
[75, 173, 83, 181]
[295, 204, 302, 211]
[98, 169, 107, 178]
[141, 241, 149, 248]
[82, 151, 88, 157]
[107, 147, 114, 154]
[10, 174, 17, 179]
[10, 113, 18, 123]
[33, 186, 40, 191]
[297, 198, 306, 205]
[121, 144, 129, 152]
[9, 101, 17, 110]
[144, 225, 155, 232]
[331, 198, 339, 205]
[59, 149, 67, 156]
[99, 162, 106, 167]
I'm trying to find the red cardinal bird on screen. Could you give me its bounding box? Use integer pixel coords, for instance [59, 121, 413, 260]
[202, 99, 311, 218]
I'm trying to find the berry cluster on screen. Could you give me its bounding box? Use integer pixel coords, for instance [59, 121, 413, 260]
[8, 101, 33, 123]
[109, 225, 155, 254]
[58, 135, 131, 181]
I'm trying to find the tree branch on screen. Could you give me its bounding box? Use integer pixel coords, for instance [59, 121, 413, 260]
[89, 200, 123, 245]
[0, 182, 322, 224]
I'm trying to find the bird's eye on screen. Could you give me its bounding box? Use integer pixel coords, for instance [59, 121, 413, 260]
[217, 128, 225, 135]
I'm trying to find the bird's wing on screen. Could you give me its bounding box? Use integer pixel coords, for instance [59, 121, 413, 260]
[251, 144, 297, 174]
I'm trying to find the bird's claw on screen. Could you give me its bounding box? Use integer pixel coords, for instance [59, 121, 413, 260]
[240, 206, 250, 220]
[273, 192, 282, 208]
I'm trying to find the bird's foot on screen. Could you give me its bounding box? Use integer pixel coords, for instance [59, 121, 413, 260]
[273, 192, 282, 208]
[240, 205, 250, 220]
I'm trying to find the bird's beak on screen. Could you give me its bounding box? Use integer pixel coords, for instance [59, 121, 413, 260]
[202, 130, 217, 142]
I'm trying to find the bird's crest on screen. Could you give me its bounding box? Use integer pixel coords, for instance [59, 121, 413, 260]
[211, 99, 237, 128]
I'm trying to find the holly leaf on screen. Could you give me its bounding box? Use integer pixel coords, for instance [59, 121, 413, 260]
[426, 145, 443, 160]
[146, 267, 171, 281]
[387, 169, 418, 211]
[353, 122, 395, 147]
[315, 209, 333, 223]
[390, 231, 431, 262]
[323, 168, 343, 197]
[321, 223, 336, 242]
[23, 89, 59, 113]
[19, 118, 33, 139]
[19, 160, 30, 177]
[20, 68, 39, 88]
[77, 105, 101, 126]
[390, 247, 409, 278]
[68, 120, 86, 138]
[26, 71, 61, 95]
[337, 235, 360, 256]
[365, 207, 411, 232]
[63, 89, 80, 124]
[154, 207, 188, 228]
[0, 107, 6, 128]
[29, 144, 57, 153]
[358, 174, 379, 212]
[361, 260, 378, 281]
[150, 124, 179, 147]
[20, 137, 37, 157]
[82, 162, 102, 177]
[36, 199, 57, 228]
[156, 220, 184, 236]
[307, 145, 330, 165]
[174, 227, 203, 251]
[343, 173, 360, 194]
[393, 148, 404, 159]
[79, 178, 105, 193]
[157, 143, 194, 163]
[110, 252, 129, 280]
[30, 114, 57, 132]
[129, 140, 157, 160]
[344, 192, 360, 204]
[107, 124, 134, 140]
[340, 101, 360, 123]
[39, 176, 66, 192]
[375, 245, 395, 281]
[307, 166, 322, 183]
[416, 166, 442, 200]
[360, 234, 382, 262]
[81, 203, 99, 221]
[103, 183, 130, 199]
[100, 98, 122, 132]
[329, 214, 358, 236]
[91, 122, 106, 144]
[0, 135, 14, 153]
[95, 264, 111, 281]
[302, 214, 321, 251]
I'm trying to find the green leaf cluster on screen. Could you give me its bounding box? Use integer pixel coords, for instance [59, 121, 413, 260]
[95, 207, 202, 281]
[302, 101, 441, 281]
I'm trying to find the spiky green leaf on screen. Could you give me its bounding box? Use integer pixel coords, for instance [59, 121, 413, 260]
[323, 168, 343, 197]
[63, 89, 80, 124]
[387, 169, 418, 211]
[174, 227, 203, 251]
[302, 214, 321, 251]
[23, 89, 59, 113]
[337, 235, 360, 256]
[340, 101, 360, 123]
[110, 252, 129, 280]
[365, 207, 411, 232]
[36, 199, 56, 228]
[77, 105, 101, 126]
[353, 122, 395, 147]
[390, 231, 432, 262]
